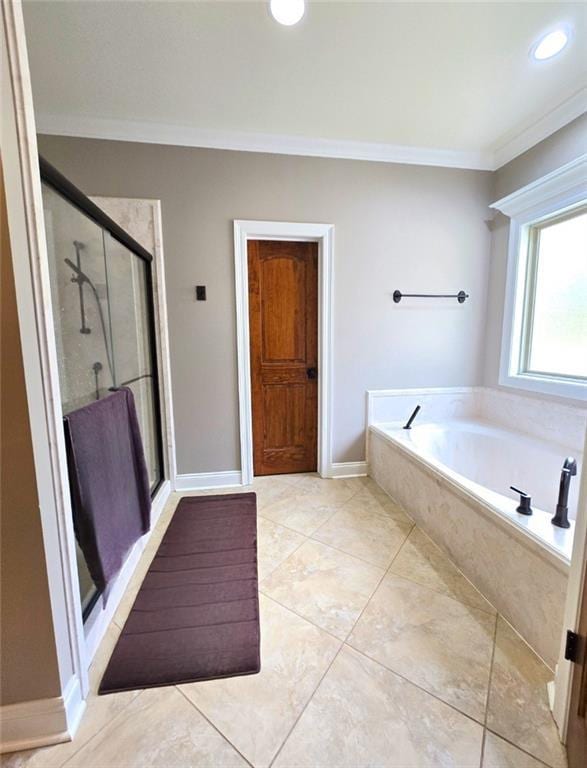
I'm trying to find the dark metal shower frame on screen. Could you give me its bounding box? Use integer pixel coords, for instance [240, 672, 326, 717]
[39, 155, 165, 504]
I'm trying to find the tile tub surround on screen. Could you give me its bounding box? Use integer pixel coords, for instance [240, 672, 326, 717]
[368, 428, 568, 669]
[2, 475, 567, 768]
[367, 385, 586, 454]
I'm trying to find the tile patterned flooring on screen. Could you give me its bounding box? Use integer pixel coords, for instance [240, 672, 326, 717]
[2, 475, 567, 768]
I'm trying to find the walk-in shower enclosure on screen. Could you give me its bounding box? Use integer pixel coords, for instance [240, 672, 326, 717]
[40, 157, 164, 618]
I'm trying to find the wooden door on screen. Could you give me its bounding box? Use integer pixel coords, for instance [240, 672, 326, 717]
[567, 560, 587, 768]
[248, 240, 318, 476]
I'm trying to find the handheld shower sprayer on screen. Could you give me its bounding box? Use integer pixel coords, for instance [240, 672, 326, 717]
[65, 245, 115, 384]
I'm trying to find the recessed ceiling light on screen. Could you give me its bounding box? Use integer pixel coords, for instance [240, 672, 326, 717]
[531, 27, 570, 61]
[269, 0, 305, 26]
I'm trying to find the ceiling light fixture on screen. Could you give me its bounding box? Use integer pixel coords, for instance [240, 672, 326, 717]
[270, 0, 305, 26]
[531, 27, 570, 61]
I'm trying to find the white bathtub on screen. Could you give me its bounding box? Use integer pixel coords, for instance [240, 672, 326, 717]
[366, 387, 586, 668]
[376, 418, 579, 562]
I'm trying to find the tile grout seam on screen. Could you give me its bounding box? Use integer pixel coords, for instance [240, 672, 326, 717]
[175, 686, 256, 768]
[267, 641, 345, 768]
[479, 611, 499, 768]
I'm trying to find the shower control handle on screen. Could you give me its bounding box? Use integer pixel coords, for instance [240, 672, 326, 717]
[510, 486, 532, 516]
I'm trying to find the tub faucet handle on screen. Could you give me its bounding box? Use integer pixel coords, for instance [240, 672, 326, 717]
[510, 486, 532, 516]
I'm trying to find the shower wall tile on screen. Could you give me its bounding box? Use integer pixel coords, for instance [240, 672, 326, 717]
[366, 385, 586, 456]
[476, 387, 586, 454]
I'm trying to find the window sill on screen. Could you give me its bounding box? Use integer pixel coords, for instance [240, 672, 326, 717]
[499, 371, 587, 402]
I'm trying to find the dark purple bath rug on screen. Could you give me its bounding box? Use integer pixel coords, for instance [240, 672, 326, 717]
[99, 492, 260, 693]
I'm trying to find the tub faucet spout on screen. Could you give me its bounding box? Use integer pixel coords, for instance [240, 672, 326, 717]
[551, 457, 577, 529]
[403, 405, 421, 430]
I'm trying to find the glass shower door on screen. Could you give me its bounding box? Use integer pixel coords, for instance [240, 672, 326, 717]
[41, 167, 164, 620]
[43, 184, 115, 409]
[103, 232, 162, 491]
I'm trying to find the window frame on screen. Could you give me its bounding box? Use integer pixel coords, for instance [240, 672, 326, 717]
[491, 156, 587, 401]
[519, 206, 587, 382]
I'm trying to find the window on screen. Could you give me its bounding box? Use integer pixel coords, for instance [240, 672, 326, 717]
[521, 208, 587, 381]
[492, 157, 587, 400]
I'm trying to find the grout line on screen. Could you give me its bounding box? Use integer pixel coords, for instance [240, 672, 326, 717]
[341, 522, 415, 646]
[267, 642, 345, 768]
[496, 613, 556, 673]
[258, 533, 309, 583]
[304, 537, 396, 571]
[259, 517, 414, 646]
[308, 487, 367, 536]
[258, 590, 343, 643]
[60, 689, 147, 767]
[346, 643, 488, 729]
[339, 515, 496, 733]
[382, 569, 497, 617]
[406, 526, 499, 615]
[483, 728, 559, 768]
[258, 488, 363, 541]
[257, 511, 328, 539]
[308, 521, 413, 570]
[479, 611, 499, 768]
[262, 489, 415, 572]
[176, 687, 255, 768]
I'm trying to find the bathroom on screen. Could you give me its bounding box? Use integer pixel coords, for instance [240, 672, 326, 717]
[1, 2, 586, 767]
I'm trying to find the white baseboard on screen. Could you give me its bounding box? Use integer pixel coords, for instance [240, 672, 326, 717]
[328, 461, 368, 478]
[175, 470, 243, 491]
[62, 675, 85, 741]
[0, 675, 85, 754]
[175, 466, 368, 486]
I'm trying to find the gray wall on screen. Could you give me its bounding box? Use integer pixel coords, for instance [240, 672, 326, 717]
[38, 136, 493, 472]
[1, 164, 61, 705]
[483, 114, 587, 393]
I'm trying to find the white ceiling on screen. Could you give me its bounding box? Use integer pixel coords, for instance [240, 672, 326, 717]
[23, 1, 587, 170]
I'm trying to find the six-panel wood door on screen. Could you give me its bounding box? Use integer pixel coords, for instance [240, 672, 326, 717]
[248, 240, 318, 476]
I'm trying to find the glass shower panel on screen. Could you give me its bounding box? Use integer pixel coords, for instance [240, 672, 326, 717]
[103, 232, 162, 492]
[42, 174, 164, 621]
[43, 185, 115, 411]
[43, 183, 114, 617]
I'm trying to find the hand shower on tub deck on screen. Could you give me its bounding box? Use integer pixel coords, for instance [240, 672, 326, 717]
[551, 457, 577, 529]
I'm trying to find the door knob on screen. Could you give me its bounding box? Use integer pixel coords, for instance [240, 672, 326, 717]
[307, 367, 318, 380]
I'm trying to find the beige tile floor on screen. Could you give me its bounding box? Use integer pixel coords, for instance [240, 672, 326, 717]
[2, 475, 567, 768]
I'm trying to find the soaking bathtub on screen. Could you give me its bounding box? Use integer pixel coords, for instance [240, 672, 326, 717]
[367, 387, 586, 668]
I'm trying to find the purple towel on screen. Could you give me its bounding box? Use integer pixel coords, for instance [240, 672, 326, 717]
[64, 388, 151, 595]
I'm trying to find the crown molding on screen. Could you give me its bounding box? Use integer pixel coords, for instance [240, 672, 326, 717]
[490, 153, 587, 217]
[36, 88, 586, 173]
[36, 113, 494, 171]
[491, 88, 586, 170]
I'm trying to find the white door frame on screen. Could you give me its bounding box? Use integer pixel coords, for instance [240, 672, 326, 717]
[233, 220, 334, 484]
[1, 0, 87, 745]
[553, 426, 587, 740]
[1, 3, 175, 750]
